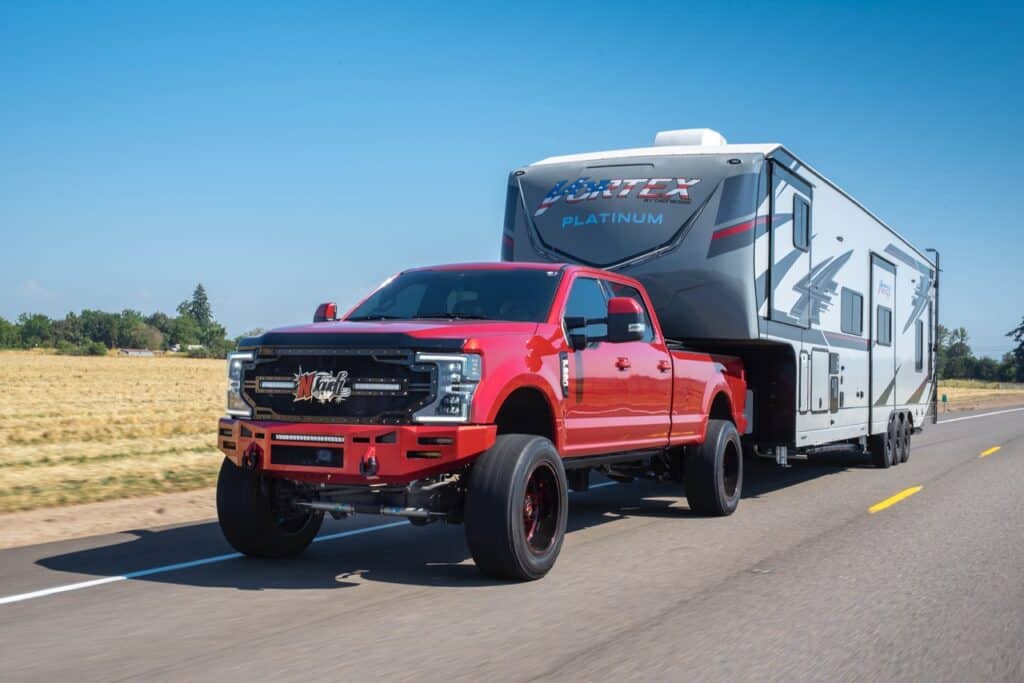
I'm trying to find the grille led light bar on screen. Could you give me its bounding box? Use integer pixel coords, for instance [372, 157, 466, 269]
[352, 382, 402, 392]
[271, 433, 346, 444]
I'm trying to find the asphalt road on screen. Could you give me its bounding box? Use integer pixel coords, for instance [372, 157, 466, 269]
[1, 407, 1023, 681]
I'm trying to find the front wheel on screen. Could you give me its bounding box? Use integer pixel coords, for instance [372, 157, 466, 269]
[464, 435, 568, 581]
[216, 458, 323, 558]
[684, 419, 743, 516]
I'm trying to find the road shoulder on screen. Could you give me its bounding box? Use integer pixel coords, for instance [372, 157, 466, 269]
[0, 488, 215, 550]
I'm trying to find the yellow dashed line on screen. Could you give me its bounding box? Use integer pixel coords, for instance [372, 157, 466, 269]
[979, 446, 1001, 458]
[868, 486, 923, 514]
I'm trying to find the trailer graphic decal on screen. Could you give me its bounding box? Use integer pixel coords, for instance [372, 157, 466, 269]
[535, 177, 701, 216]
[884, 244, 934, 332]
[790, 251, 853, 325]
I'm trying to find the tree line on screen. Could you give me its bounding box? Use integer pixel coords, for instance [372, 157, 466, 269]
[937, 319, 1024, 383]
[3, 290, 1024, 379]
[0, 284, 238, 357]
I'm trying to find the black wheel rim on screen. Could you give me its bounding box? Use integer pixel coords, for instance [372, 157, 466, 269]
[522, 463, 559, 554]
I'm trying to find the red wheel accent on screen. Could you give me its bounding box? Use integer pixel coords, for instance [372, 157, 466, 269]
[522, 464, 559, 554]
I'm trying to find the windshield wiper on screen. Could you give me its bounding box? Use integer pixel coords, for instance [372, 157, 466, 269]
[346, 314, 408, 321]
[411, 312, 489, 320]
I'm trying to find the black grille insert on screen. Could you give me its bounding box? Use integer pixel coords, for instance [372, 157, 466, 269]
[271, 445, 343, 468]
[243, 348, 435, 424]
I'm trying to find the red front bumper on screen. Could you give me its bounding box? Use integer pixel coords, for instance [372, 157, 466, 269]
[217, 419, 497, 485]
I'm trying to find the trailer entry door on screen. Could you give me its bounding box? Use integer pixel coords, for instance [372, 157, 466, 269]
[869, 255, 897, 433]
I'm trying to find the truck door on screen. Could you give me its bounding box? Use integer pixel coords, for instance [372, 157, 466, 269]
[869, 255, 897, 433]
[560, 276, 634, 456]
[769, 163, 813, 327]
[603, 280, 673, 449]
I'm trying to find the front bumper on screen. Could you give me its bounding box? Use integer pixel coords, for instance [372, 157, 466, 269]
[217, 419, 497, 485]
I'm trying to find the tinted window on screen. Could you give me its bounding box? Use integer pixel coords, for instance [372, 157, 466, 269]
[794, 196, 810, 251]
[564, 277, 608, 339]
[348, 269, 561, 322]
[877, 306, 892, 346]
[606, 281, 654, 342]
[841, 288, 863, 336]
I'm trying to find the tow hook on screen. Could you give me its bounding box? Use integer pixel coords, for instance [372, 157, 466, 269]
[242, 443, 263, 470]
[360, 448, 379, 477]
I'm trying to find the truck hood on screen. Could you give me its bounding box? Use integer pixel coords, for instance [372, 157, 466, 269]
[241, 319, 540, 350]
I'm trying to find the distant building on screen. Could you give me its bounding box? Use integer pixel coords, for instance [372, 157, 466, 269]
[120, 349, 155, 357]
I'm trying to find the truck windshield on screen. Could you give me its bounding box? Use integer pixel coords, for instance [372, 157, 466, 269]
[347, 269, 561, 323]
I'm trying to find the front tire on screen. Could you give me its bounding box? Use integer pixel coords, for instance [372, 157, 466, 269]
[684, 419, 743, 516]
[216, 458, 323, 558]
[464, 435, 568, 581]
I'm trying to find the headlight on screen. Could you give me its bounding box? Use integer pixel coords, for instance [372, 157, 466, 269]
[412, 353, 482, 423]
[226, 351, 254, 417]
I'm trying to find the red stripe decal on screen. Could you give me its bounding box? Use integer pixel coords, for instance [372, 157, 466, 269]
[711, 216, 768, 241]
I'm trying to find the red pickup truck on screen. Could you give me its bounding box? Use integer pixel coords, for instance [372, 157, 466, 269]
[217, 263, 747, 579]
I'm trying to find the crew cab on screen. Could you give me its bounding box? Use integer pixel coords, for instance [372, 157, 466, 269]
[217, 263, 747, 580]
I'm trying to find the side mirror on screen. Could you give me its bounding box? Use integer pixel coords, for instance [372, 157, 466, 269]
[314, 302, 338, 323]
[607, 297, 645, 343]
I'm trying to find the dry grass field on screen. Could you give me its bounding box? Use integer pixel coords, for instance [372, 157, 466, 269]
[0, 350, 223, 513]
[937, 378, 1024, 412]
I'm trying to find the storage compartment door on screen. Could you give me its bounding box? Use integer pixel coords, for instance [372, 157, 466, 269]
[811, 348, 829, 413]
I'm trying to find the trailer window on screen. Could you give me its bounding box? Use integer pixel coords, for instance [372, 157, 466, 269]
[840, 288, 863, 336]
[915, 319, 924, 371]
[605, 282, 654, 342]
[793, 196, 810, 252]
[564, 277, 608, 339]
[877, 306, 892, 347]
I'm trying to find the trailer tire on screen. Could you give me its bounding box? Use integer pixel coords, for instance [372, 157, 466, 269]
[684, 419, 743, 516]
[216, 458, 323, 558]
[870, 416, 897, 468]
[898, 418, 911, 463]
[464, 434, 568, 581]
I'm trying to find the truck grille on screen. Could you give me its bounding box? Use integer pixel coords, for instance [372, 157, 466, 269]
[242, 349, 435, 424]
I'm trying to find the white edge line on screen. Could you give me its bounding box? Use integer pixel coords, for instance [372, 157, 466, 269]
[0, 484, 621, 607]
[937, 406, 1024, 424]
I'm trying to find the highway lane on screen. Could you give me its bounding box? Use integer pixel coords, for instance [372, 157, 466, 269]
[1, 407, 1022, 681]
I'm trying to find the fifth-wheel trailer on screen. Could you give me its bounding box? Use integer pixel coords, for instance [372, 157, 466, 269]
[502, 128, 939, 467]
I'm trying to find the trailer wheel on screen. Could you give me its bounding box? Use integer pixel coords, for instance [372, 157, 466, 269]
[684, 419, 743, 516]
[216, 458, 323, 558]
[870, 416, 896, 468]
[898, 417, 911, 463]
[464, 435, 568, 581]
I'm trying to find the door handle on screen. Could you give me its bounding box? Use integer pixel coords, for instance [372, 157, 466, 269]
[615, 357, 631, 370]
[657, 359, 672, 373]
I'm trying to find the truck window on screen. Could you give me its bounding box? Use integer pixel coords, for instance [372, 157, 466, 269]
[794, 196, 810, 252]
[840, 288, 863, 336]
[605, 281, 654, 342]
[877, 306, 892, 346]
[347, 269, 561, 322]
[564, 277, 608, 339]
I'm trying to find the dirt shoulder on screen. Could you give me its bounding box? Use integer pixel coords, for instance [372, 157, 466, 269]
[0, 487, 216, 550]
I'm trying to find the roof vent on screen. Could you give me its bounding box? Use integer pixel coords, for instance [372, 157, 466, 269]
[653, 128, 728, 147]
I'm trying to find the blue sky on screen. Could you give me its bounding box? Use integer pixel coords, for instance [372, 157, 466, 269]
[2, 2, 1021, 356]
